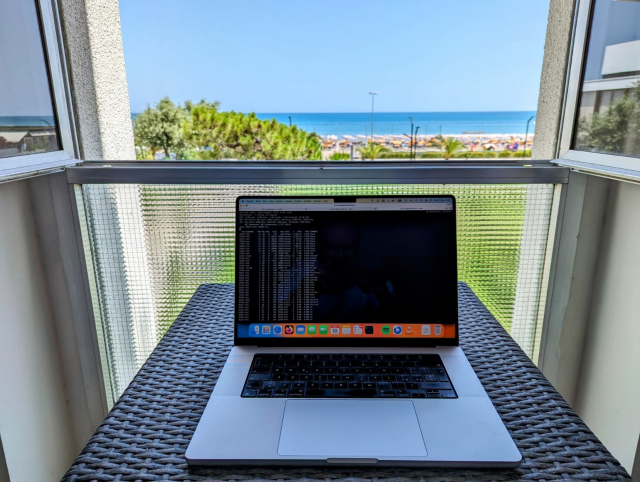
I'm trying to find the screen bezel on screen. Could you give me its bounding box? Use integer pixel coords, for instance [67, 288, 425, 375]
[234, 194, 459, 347]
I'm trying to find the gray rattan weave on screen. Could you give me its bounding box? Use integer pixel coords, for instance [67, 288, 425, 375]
[62, 283, 631, 482]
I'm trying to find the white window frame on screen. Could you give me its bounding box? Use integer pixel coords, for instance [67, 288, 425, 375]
[0, 0, 78, 183]
[555, 0, 640, 183]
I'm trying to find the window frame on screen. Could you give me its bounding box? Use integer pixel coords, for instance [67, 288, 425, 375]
[0, 0, 78, 182]
[556, 0, 640, 182]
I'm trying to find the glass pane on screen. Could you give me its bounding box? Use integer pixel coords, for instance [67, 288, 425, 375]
[122, 2, 548, 161]
[80, 183, 556, 401]
[573, 0, 640, 157]
[0, 0, 60, 159]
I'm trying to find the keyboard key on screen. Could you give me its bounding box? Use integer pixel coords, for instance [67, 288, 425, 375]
[248, 374, 271, 381]
[307, 382, 320, 389]
[288, 389, 304, 397]
[410, 391, 427, 398]
[335, 382, 348, 390]
[277, 381, 291, 389]
[246, 381, 262, 389]
[434, 368, 449, 382]
[348, 382, 362, 389]
[396, 389, 410, 398]
[379, 390, 396, 398]
[242, 389, 257, 397]
[257, 389, 272, 397]
[420, 382, 453, 390]
[292, 382, 306, 389]
[272, 389, 287, 397]
[423, 374, 439, 382]
[321, 382, 333, 389]
[263, 381, 277, 389]
[427, 393, 442, 398]
[439, 390, 457, 398]
[405, 382, 419, 390]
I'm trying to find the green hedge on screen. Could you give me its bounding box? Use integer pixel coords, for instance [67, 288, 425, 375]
[377, 152, 412, 159]
[356, 150, 532, 160]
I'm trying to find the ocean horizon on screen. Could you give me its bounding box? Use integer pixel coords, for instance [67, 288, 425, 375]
[254, 111, 537, 137]
[1, 112, 537, 137]
[128, 110, 536, 137]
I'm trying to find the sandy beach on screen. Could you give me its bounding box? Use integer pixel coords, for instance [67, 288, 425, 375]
[320, 133, 534, 159]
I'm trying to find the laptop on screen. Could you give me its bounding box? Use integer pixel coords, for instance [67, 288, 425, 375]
[186, 195, 522, 467]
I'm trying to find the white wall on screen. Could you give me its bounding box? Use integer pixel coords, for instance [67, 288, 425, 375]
[0, 180, 75, 481]
[573, 180, 640, 473]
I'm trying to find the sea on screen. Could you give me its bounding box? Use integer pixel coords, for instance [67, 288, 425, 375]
[0, 116, 56, 127]
[255, 111, 537, 137]
[6, 111, 537, 137]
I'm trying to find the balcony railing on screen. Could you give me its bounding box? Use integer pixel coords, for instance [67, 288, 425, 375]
[69, 161, 566, 403]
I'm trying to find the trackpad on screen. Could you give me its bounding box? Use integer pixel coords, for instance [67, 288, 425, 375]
[278, 400, 427, 457]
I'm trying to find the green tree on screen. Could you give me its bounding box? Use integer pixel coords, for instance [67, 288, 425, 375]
[428, 135, 465, 160]
[358, 143, 390, 160]
[575, 81, 640, 155]
[329, 152, 350, 160]
[184, 103, 321, 160]
[133, 97, 189, 158]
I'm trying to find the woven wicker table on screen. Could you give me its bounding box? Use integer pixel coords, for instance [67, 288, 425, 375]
[63, 283, 631, 482]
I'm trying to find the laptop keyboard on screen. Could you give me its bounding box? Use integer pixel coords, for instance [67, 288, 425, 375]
[241, 354, 457, 399]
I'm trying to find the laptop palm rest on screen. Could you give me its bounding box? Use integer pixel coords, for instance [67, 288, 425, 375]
[278, 400, 427, 458]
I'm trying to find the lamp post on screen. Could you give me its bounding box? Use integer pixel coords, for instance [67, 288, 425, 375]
[523, 115, 535, 159]
[369, 92, 378, 141]
[404, 116, 415, 160]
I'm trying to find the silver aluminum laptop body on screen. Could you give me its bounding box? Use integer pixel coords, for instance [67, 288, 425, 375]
[186, 195, 522, 468]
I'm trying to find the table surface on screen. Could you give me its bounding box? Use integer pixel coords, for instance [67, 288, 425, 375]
[62, 283, 631, 482]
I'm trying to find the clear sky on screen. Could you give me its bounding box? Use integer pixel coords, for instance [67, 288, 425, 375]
[119, 0, 550, 113]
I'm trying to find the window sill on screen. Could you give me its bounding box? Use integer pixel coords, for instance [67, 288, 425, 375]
[0, 151, 79, 184]
[66, 160, 568, 185]
[554, 158, 640, 184]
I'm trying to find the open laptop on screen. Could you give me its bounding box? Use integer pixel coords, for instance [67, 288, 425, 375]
[186, 195, 522, 467]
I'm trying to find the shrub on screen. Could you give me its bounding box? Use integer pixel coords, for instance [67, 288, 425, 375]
[329, 152, 350, 160]
[453, 151, 497, 158]
[498, 150, 513, 158]
[420, 152, 445, 159]
[378, 152, 412, 159]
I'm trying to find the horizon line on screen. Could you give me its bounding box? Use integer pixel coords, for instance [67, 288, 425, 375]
[129, 109, 537, 115]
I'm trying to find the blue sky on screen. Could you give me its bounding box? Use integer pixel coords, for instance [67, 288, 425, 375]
[119, 1, 550, 113]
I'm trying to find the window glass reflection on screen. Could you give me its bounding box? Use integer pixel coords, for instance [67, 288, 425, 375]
[0, 0, 60, 159]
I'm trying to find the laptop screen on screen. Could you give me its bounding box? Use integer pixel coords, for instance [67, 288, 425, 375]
[235, 195, 458, 346]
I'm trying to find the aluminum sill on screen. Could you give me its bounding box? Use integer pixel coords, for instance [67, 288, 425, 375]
[66, 160, 568, 185]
